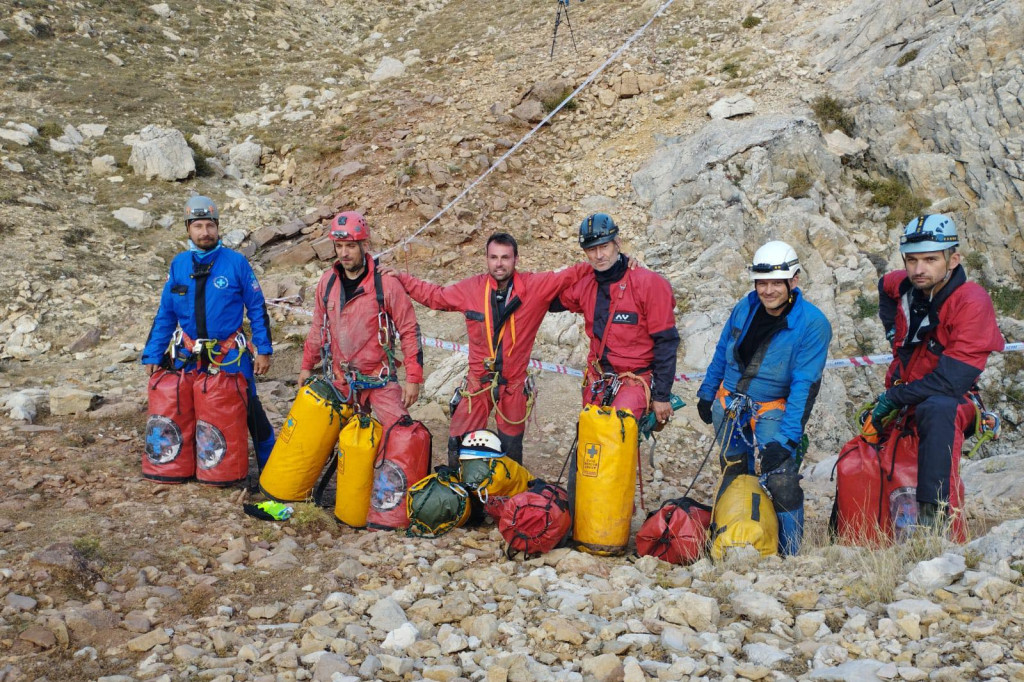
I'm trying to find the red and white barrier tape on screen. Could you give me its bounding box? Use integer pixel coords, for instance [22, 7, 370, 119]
[268, 298, 1022, 384]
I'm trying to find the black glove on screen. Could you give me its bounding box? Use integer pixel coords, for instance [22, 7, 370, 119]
[758, 441, 791, 473]
[697, 398, 713, 425]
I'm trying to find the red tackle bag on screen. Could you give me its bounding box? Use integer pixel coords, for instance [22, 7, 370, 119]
[193, 372, 250, 486]
[636, 496, 712, 565]
[499, 481, 572, 558]
[367, 416, 433, 530]
[830, 432, 886, 546]
[143, 369, 197, 483]
[832, 417, 967, 545]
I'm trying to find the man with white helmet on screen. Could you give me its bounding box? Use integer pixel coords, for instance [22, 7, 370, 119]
[871, 214, 1003, 530]
[300, 211, 423, 429]
[695, 240, 832, 556]
[142, 195, 276, 472]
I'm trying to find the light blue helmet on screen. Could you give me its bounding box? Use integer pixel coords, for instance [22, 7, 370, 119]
[899, 214, 958, 254]
[184, 195, 219, 226]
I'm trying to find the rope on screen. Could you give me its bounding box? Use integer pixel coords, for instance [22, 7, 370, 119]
[374, 0, 681, 259]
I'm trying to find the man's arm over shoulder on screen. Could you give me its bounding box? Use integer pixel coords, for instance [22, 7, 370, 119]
[527, 262, 592, 302]
[396, 271, 470, 312]
[888, 284, 1004, 404]
[385, 279, 425, 385]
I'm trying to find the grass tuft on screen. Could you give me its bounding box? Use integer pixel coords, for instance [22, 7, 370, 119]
[896, 49, 920, 67]
[784, 171, 813, 199]
[741, 15, 762, 28]
[811, 95, 855, 136]
[290, 503, 333, 534]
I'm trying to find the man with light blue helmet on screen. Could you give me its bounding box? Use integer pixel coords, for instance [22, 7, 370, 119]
[142, 195, 276, 474]
[872, 214, 1003, 531]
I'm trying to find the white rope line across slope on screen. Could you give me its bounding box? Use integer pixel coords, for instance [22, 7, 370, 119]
[376, 0, 680, 258]
[266, 298, 1024, 384]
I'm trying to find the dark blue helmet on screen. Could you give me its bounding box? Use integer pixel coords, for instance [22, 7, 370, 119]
[579, 213, 619, 249]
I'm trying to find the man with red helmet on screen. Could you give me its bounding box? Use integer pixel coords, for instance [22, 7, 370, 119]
[389, 233, 591, 467]
[300, 211, 423, 428]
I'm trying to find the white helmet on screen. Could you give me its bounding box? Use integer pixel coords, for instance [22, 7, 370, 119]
[749, 241, 800, 280]
[459, 429, 503, 459]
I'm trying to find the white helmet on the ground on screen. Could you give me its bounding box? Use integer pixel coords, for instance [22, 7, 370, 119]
[459, 429, 503, 459]
[749, 241, 800, 280]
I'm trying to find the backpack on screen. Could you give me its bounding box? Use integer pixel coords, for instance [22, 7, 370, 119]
[636, 496, 712, 565]
[498, 481, 572, 558]
[406, 467, 471, 538]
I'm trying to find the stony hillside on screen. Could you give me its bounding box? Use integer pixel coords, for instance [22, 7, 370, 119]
[1, 0, 1023, 680]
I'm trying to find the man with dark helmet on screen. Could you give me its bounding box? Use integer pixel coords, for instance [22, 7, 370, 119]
[142, 195, 276, 471]
[696, 240, 831, 556]
[554, 213, 679, 421]
[871, 214, 1003, 531]
[300, 211, 423, 429]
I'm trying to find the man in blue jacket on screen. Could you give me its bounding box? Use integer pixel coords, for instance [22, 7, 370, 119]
[142, 195, 276, 470]
[695, 241, 832, 556]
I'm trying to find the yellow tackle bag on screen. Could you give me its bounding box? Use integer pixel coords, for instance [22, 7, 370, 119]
[709, 473, 779, 560]
[334, 413, 383, 529]
[460, 454, 534, 520]
[260, 378, 353, 502]
[573, 405, 638, 556]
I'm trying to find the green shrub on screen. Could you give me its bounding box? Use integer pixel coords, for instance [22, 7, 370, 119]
[856, 176, 929, 229]
[741, 15, 762, 28]
[855, 294, 879, 320]
[989, 286, 1024, 319]
[811, 95, 855, 136]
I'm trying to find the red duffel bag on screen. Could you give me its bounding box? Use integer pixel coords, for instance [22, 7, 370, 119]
[636, 496, 712, 565]
[367, 416, 433, 531]
[194, 371, 250, 486]
[499, 481, 572, 558]
[143, 369, 197, 483]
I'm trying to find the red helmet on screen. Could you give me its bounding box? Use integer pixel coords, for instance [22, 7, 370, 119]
[329, 211, 369, 241]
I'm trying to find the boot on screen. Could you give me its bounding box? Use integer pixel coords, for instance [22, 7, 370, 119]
[918, 502, 944, 531]
[497, 431, 524, 464]
[447, 436, 462, 469]
[776, 508, 804, 557]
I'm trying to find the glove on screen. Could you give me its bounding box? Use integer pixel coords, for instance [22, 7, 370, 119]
[758, 441, 791, 474]
[871, 392, 899, 427]
[885, 327, 896, 344]
[697, 398, 714, 425]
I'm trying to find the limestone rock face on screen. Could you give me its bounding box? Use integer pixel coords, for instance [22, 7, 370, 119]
[808, 0, 1024, 277]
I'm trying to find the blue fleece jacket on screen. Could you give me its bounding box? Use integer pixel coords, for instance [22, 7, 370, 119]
[696, 288, 831, 451]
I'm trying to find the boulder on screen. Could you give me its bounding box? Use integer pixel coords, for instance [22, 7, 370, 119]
[370, 57, 406, 82]
[112, 207, 153, 230]
[707, 94, 757, 120]
[49, 386, 100, 415]
[125, 125, 195, 181]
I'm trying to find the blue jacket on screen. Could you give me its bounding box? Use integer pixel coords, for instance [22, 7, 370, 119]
[141, 244, 273, 368]
[697, 288, 831, 451]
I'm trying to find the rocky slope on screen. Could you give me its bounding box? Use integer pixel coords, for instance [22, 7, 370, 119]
[1, 0, 1023, 679]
